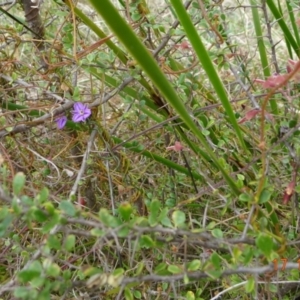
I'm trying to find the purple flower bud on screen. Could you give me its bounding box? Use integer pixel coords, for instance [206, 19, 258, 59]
[56, 115, 67, 129]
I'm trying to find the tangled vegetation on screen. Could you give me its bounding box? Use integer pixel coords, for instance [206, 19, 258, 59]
[1, 0, 300, 299]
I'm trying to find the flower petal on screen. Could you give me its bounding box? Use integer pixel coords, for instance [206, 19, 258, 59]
[72, 113, 84, 123]
[56, 116, 67, 129]
[83, 109, 91, 119]
[73, 102, 84, 112]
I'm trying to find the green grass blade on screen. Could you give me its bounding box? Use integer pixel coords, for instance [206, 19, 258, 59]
[169, 0, 247, 150]
[285, 0, 300, 49]
[266, 0, 300, 57]
[277, 1, 293, 58]
[249, 1, 277, 114]
[250, 2, 270, 78]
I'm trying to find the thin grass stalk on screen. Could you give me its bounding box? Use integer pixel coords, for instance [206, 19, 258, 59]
[249, 2, 271, 77]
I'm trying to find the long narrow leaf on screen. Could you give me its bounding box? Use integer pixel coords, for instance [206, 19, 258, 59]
[285, 0, 300, 49]
[266, 0, 300, 57]
[250, 1, 278, 114]
[169, 0, 246, 150]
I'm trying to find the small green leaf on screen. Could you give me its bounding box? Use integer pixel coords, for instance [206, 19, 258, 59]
[30, 260, 43, 272]
[139, 235, 156, 248]
[124, 287, 133, 300]
[33, 209, 48, 222]
[20, 195, 33, 206]
[205, 270, 222, 279]
[118, 202, 133, 221]
[154, 262, 167, 273]
[237, 174, 245, 181]
[13, 172, 26, 196]
[259, 189, 272, 204]
[47, 265, 60, 277]
[98, 208, 121, 228]
[160, 215, 172, 227]
[18, 269, 41, 283]
[172, 210, 186, 228]
[18, 261, 43, 283]
[165, 197, 176, 208]
[0, 210, 13, 237]
[41, 213, 60, 233]
[154, 262, 170, 275]
[47, 235, 61, 250]
[206, 221, 216, 229]
[212, 228, 223, 238]
[202, 129, 210, 136]
[30, 276, 45, 288]
[210, 253, 221, 269]
[256, 233, 274, 257]
[135, 262, 144, 275]
[186, 291, 195, 300]
[184, 273, 189, 284]
[36, 187, 49, 204]
[167, 264, 182, 274]
[14, 287, 31, 298]
[43, 202, 55, 215]
[112, 268, 124, 277]
[5, 126, 14, 132]
[158, 208, 172, 227]
[133, 290, 142, 299]
[239, 193, 252, 202]
[44, 261, 61, 277]
[63, 270, 72, 280]
[90, 228, 104, 237]
[148, 199, 161, 226]
[187, 259, 201, 271]
[117, 225, 130, 237]
[242, 247, 254, 265]
[65, 234, 76, 251]
[245, 276, 255, 293]
[157, 207, 168, 222]
[59, 201, 76, 217]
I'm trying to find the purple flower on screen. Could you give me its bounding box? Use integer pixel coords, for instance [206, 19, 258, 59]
[72, 102, 91, 122]
[56, 115, 67, 129]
